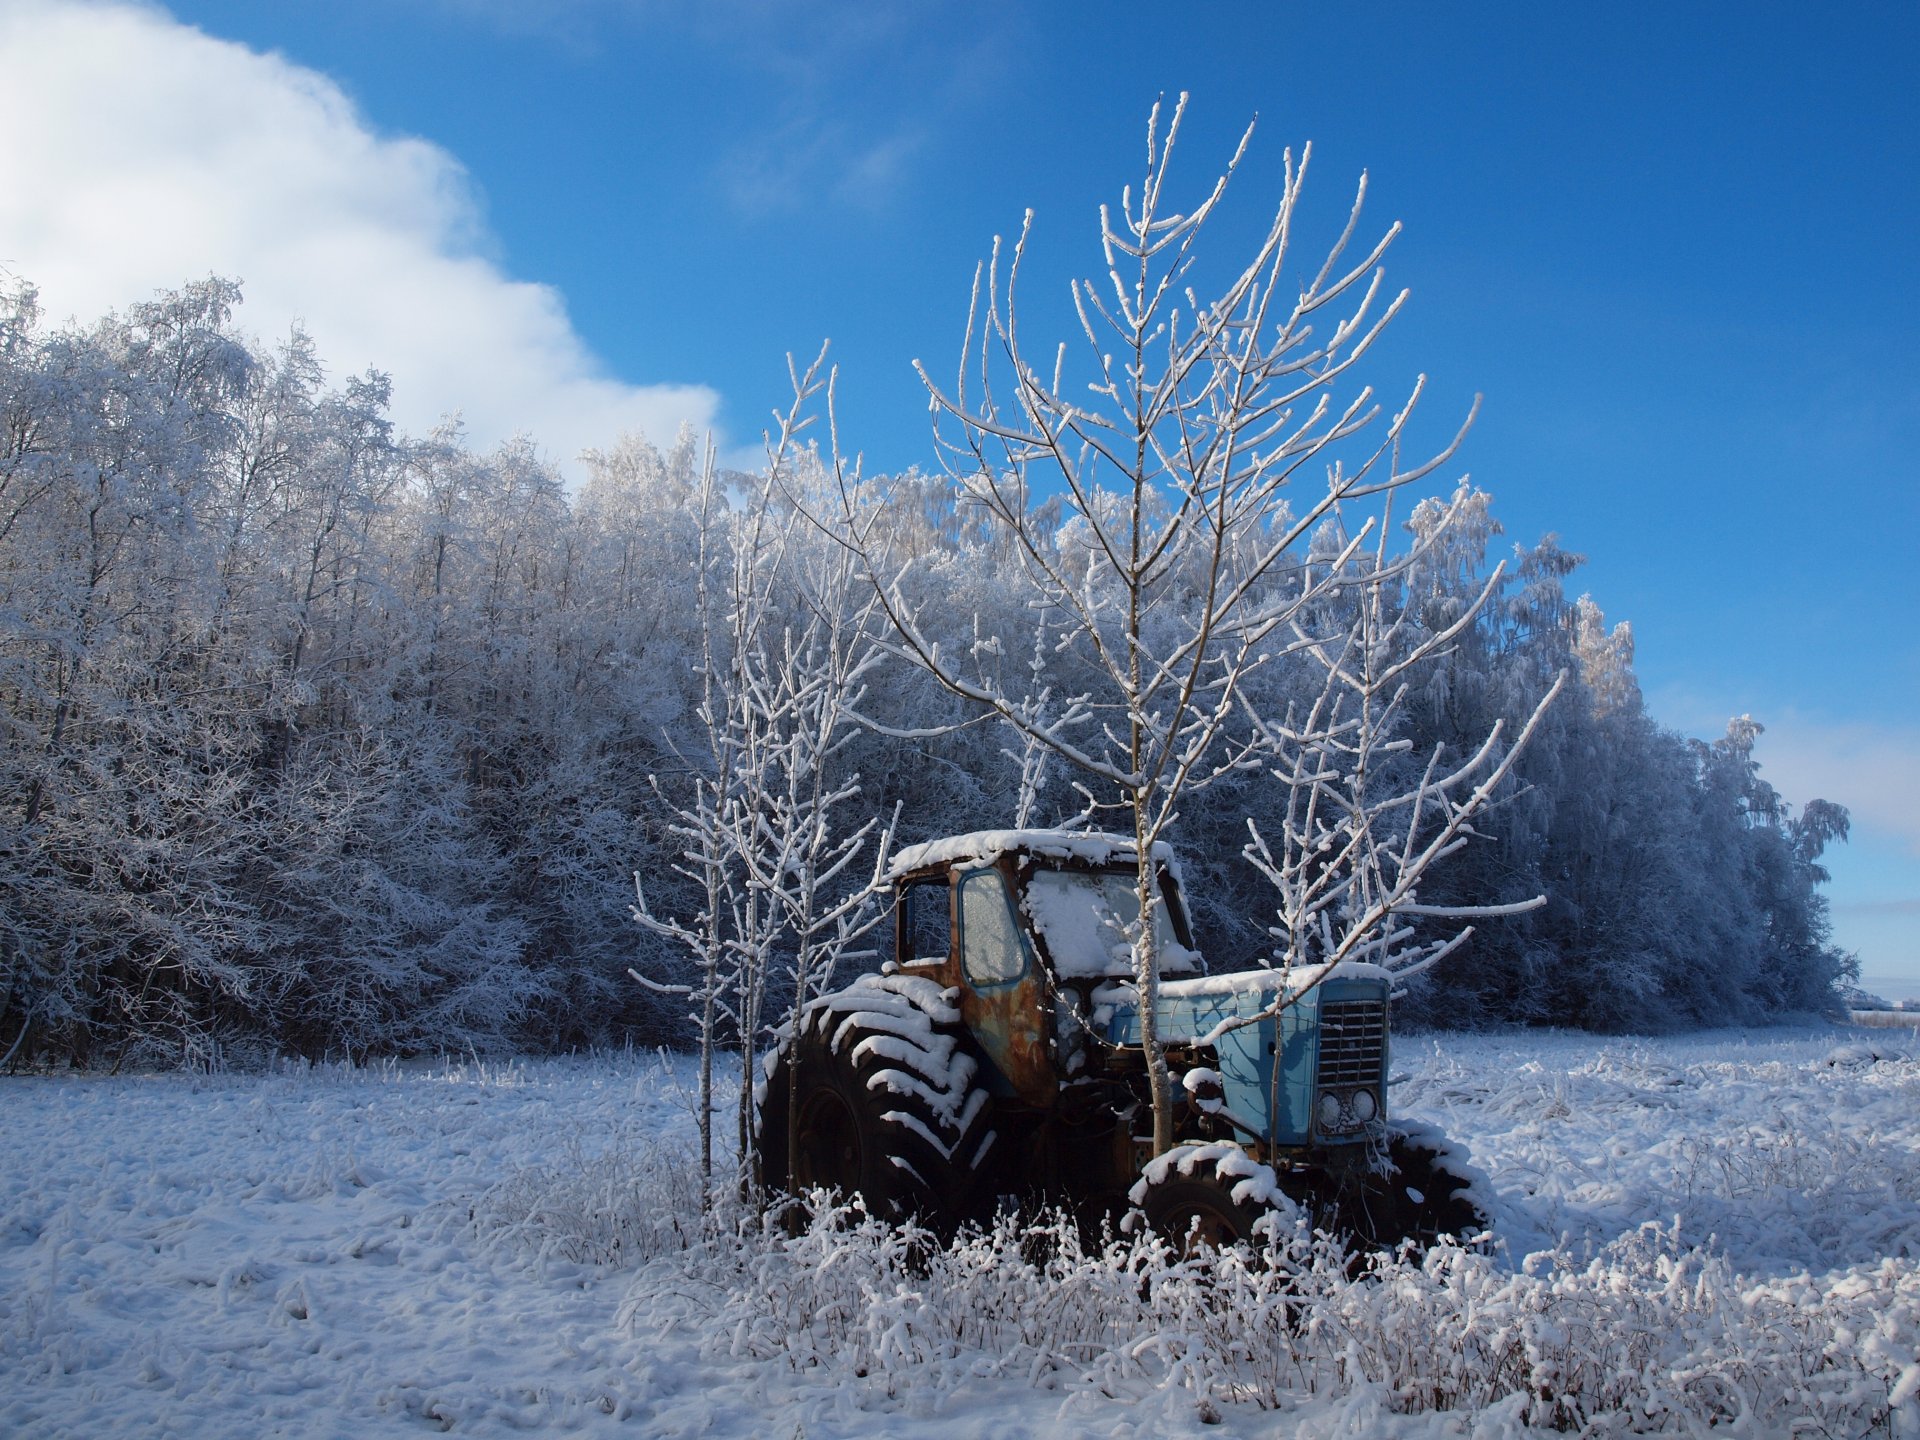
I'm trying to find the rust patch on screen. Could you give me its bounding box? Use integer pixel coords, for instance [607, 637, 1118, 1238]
[960, 963, 1055, 1105]
[952, 857, 1056, 1106]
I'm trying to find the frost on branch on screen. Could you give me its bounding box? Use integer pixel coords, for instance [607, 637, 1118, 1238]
[629, 373, 893, 1195]
[822, 95, 1484, 1151]
[1242, 491, 1565, 1011]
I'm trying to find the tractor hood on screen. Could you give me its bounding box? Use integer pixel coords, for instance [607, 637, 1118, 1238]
[1098, 964, 1394, 1146]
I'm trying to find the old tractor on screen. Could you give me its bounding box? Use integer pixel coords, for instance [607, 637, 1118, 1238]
[755, 829, 1488, 1249]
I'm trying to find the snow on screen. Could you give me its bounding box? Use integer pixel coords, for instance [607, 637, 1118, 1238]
[858, 1038, 984, 1129]
[1386, 1114, 1497, 1219]
[804, 973, 961, 1055]
[1089, 965, 1397, 1042]
[888, 829, 1174, 879]
[1155, 961, 1395, 999]
[1023, 868, 1200, 978]
[1127, 1142, 1299, 1218]
[777, 971, 985, 1157]
[3, 1026, 1918, 1436]
[1180, 1067, 1223, 1111]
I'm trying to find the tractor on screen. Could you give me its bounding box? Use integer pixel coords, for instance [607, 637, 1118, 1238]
[755, 829, 1488, 1249]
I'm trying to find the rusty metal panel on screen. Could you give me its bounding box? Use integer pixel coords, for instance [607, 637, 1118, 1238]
[961, 965, 1054, 1104]
[954, 861, 1056, 1106]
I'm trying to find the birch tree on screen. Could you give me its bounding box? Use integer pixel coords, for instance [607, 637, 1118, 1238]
[1241, 496, 1564, 1010]
[633, 368, 891, 1193]
[841, 97, 1476, 1150]
[631, 441, 782, 1193]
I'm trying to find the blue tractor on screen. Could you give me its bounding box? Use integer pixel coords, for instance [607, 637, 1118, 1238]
[756, 830, 1488, 1248]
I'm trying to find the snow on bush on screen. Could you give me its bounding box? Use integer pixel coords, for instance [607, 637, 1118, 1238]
[644, 1194, 1918, 1432]
[613, 1028, 1920, 1432]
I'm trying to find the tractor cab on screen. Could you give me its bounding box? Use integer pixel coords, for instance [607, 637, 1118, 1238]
[887, 829, 1198, 1103]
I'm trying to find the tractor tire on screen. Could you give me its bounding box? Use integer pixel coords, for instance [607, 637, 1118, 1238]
[754, 973, 994, 1232]
[1343, 1120, 1491, 1250]
[1127, 1142, 1300, 1254]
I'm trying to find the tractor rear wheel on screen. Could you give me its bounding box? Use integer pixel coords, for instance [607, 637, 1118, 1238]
[754, 975, 993, 1232]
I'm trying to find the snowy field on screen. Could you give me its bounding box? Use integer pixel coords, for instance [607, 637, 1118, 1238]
[3, 1027, 1917, 1438]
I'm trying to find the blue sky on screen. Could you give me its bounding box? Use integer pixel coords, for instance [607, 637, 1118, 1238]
[3, 0, 1915, 993]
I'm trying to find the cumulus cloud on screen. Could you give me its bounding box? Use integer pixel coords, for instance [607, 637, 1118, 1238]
[0, 0, 717, 475]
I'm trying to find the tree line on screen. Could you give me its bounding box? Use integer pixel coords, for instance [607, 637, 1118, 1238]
[0, 268, 1852, 1068]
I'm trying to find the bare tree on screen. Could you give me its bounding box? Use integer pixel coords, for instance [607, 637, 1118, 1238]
[633, 370, 892, 1195]
[838, 96, 1476, 1150]
[630, 438, 774, 1194]
[1239, 496, 1564, 1015]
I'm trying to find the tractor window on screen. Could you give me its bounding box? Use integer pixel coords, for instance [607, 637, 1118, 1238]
[958, 869, 1027, 988]
[897, 879, 950, 965]
[1023, 868, 1196, 978]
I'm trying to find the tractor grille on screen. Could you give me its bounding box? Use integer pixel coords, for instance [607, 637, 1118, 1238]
[1316, 998, 1386, 1088]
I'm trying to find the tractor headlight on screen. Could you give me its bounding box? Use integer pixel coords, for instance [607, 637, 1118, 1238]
[1316, 1087, 1379, 1134]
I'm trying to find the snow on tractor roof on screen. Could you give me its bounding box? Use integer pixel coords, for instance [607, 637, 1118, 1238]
[887, 828, 1176, 878]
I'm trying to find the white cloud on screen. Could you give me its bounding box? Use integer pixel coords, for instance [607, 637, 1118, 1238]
[1645, 684, 1920, 858]
[1749, 716, 1920, 858]
[0, 0, 717, 476]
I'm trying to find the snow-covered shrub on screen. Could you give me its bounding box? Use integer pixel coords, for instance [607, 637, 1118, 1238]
[665, 1195, 1920, 1431]
[686, 1191, 1339, 1402]
[1663, 1126, 1920, 1271]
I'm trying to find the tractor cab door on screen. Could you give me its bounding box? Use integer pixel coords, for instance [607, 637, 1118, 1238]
[955, 865, 1055, 1105]
[895, 876, 952, 972]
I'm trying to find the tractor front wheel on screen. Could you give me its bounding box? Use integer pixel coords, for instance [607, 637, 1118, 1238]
[1129, 1143, 1298, 1254]
[1341, 1120, 1491, 1250]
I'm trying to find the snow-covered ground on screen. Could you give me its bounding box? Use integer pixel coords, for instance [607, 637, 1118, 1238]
[2, 1028, 1916, 1437]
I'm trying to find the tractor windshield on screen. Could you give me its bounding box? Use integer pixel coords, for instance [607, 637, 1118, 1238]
[1022, 868, 1198, 979]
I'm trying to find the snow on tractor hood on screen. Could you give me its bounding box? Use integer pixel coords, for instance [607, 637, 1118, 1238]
[1153, 960, 1395, 999]
[1091, 960, 1394, 1006]
[887, 829, 1177, 879]
[1091, 960, 1396, 1039]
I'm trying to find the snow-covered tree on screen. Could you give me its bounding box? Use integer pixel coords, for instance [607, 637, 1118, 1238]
[633, 377, 891, 1190]
[0, 263, 1859, 1068]
[835, 98, 1478, 1148]
[1241, 497, 1563, 1003]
